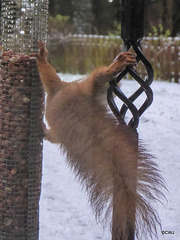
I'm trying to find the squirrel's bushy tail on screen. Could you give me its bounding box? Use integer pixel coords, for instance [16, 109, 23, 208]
[59, 101, 166, 240]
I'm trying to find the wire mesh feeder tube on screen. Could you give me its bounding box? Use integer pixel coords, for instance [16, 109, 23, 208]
[0, 0, 48, 239]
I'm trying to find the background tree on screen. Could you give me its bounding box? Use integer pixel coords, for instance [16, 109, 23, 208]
[92, 0, 120, 34]
[49, 0, 72, 17]
[71, 0, 93, 34]
[144, 0, 180, 36]
[172, 0, 180, 36]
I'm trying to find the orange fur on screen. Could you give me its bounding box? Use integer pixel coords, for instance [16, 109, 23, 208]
[35, 41, 166, 240]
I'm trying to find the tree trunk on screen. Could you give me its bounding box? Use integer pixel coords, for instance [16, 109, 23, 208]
[71, 0, 93, 34]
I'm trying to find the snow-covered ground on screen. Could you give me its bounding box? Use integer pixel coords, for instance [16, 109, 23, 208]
[39, 74, 180, 240]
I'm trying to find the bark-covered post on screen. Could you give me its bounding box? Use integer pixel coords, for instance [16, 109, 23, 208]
[107, 0, 154, 239]
[0, 0, 48, 239]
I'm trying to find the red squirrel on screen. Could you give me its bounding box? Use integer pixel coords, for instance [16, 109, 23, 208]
[34, 41, 165, 240]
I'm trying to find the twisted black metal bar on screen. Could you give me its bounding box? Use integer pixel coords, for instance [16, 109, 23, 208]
[107, 40, 154, 130]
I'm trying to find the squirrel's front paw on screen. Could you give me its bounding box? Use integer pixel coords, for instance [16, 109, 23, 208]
[37, 40, 48, 62]
[111, 52, 137, 74]
[29, 40, 48, 62]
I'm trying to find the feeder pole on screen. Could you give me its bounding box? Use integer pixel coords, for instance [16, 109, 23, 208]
[0, 1, 48, 239]
[108, 0, 154, 239]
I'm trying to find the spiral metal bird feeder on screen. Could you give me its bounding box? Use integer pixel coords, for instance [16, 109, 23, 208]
[107, 1, 154, 239]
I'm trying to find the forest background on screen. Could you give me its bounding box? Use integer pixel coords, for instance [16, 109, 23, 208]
[0, 0, 179, 81]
